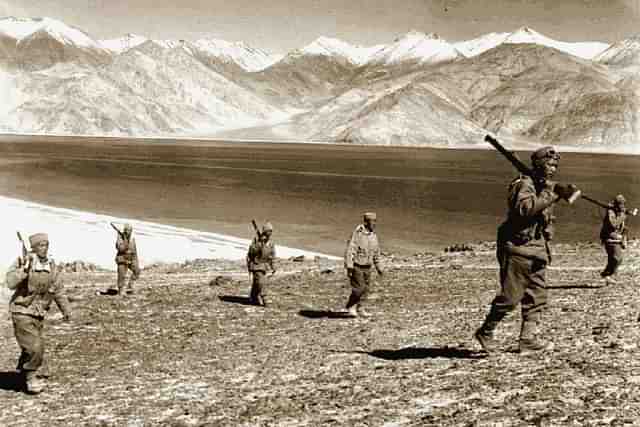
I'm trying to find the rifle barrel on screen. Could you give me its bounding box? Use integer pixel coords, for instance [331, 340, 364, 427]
[581, 194, 610, 210]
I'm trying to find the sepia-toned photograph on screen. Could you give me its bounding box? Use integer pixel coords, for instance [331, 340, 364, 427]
[1, 0, 640, 425]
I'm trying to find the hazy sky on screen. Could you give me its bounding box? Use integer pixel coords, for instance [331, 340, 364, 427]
[2, 0, 640, 52]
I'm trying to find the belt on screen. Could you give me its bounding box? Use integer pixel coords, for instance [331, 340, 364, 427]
[354, 263, 372, 269]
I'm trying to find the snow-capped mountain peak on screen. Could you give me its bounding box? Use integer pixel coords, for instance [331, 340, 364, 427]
[595, 35, 640, 65]
[192, 38, 280, 71]
[0, 17, 99, 48]
[454, 27, 609, 60]
[298, 36, 383, 65]
[368, 30, 460, 66]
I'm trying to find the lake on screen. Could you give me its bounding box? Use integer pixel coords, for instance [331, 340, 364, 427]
[1, 135, 639, 257]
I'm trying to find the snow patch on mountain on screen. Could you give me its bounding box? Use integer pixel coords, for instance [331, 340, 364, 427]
[595, 35, 640, 66]
[454, 27, 609, 59]
[0, 17, 99, 48]
[193, 38, 281, 71]
[298, 36, 384, 65]
[367, 31, 461, 65]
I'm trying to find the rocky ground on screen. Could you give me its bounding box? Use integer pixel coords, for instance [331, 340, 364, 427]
[1, 241, 640, 426]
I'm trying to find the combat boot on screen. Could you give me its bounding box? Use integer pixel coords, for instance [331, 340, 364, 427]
[473, 306, 504, 353]
[345, 306, 358, 318]
[356, 305, 372, 318]
[25, 372, 46, 395]
[519, 315, 553, 355]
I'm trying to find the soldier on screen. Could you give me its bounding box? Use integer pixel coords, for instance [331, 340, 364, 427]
[473, 146, 577, 354]
[114, 223, 140, 296]
[344, 212, 384, 318]
[600, 194, 628, 284]
[246, 222, 276, 306]
[6, 233, 72, 394]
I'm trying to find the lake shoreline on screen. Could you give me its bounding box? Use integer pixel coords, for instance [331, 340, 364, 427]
[1, 132, 638, 156]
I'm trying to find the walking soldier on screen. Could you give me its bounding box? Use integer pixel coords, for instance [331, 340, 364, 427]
[6, 233, 72, 394]
[474, 146, 578, 354]
[600, 194, 629, 284]
[344, 212, 384, 318]
[247, 222, 276, 306]
[114, 223, 140, 295]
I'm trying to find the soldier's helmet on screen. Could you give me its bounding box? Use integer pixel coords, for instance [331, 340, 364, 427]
[363, 212, 377, 221]
[29, 233, 49, 247]
[614, 194, 626, 206]
[262, 222, 273, 233]
[531, 146, 560, 167]
[124, 223, 133, 233]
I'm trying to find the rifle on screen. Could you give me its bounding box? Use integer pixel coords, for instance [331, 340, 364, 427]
[110, 222, 125, 238]
[16, 231, 31, 271]
[251, 219, 261, 240]
[484, 135, 582, 204]
[581, 194, 639, 216]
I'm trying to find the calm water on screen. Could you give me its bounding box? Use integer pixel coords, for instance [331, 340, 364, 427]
[1, 135, 639, 256]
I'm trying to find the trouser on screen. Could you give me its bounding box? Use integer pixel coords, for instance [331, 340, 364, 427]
[346, 265, 372, 309]
[12, 313, 46, 378]
[249, 271, 267, 303]
[479, 250, 548, 336]
[602, 243, 623, 277]
[117, 261, 140, 292]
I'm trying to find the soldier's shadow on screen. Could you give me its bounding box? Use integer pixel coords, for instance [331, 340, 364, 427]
[346, 347, 486, 360]
[0, 372, 25, 392]
[546, 284, 604, 290]
[218, 295, 256, 306]
[298, 309, 356, 319]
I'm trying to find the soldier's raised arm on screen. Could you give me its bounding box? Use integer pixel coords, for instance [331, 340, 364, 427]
[6, 258, 27, 290]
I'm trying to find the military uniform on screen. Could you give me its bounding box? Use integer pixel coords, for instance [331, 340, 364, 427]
[115, 225, 140, 295]
[600, 196, 627, 281]
[247, 222, 276, 306]
[5, 233, 71, 394]
[344, 212, 383, 317]
[475, 146, 573, 354]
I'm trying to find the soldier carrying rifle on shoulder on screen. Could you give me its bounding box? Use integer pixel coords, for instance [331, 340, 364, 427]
[111, 223, 140, 296]
[475, 138, 580, 355]
[598, 194, 637, 285]
[6, 232, 72, 394]
[246, 220, 277, 307]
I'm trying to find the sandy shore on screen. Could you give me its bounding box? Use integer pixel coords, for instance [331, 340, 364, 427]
[0, 195, 339, 272]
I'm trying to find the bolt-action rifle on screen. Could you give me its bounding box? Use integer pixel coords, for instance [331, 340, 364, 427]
[110, 222, 125, 239]
[16, 231, 31, 271]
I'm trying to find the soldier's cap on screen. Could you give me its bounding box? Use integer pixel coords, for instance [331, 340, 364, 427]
[29, 233, 49, 247]
[124, 223, 133, 231]
[363, 212, 377, 221]
[531, 146, 560, 165]
[614, 194, 626, 205]
[262, 222, 273, 232]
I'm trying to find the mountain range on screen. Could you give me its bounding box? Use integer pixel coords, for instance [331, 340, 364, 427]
[0, 16, 639, 150]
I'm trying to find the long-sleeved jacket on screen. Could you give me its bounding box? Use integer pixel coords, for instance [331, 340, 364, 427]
[116, 235, 138, 265]
[497, 175, 556, 259]
[246, 237, 276, 272]
[600, 209, 626, 243]
[345, 224, 381, 270]
[6, 255, 70, 318]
